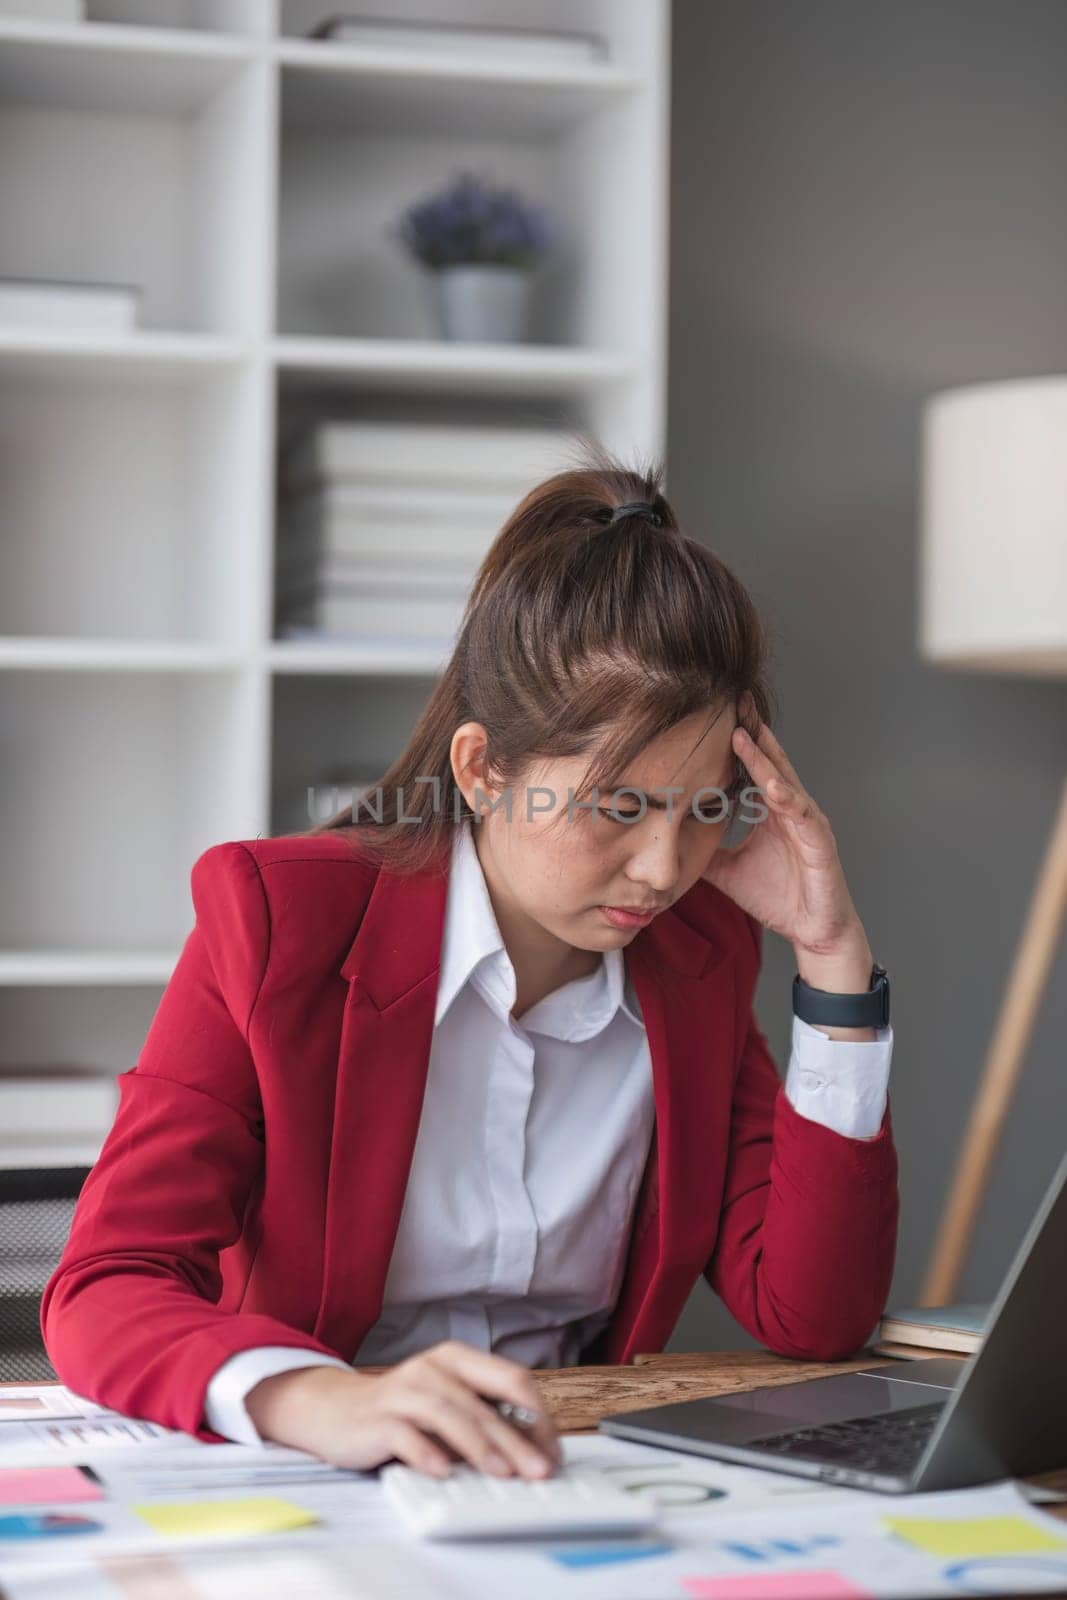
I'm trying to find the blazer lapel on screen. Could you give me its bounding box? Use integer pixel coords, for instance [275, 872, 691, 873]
[313, 859, 449, 1354]
[583, 908, 739, 1364]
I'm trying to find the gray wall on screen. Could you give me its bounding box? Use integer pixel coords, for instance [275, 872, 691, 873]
[666, 0, 1067, 1353]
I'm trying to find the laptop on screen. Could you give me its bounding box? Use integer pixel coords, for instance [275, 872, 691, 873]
[599, 1148, 1067, 1493]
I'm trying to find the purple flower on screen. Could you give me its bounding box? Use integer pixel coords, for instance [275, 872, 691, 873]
[393, 169, 555, 268]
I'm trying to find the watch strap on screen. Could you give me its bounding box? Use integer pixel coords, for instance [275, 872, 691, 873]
[792, 962, 889, 1029]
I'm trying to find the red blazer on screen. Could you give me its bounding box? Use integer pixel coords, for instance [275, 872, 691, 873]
[41, 835, 899, 1444]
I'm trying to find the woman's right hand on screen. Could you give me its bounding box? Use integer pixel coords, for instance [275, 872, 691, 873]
[243, 1340, 563, 1479]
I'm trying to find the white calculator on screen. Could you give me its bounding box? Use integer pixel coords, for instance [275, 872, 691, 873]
[380, 1461, 661, 1541]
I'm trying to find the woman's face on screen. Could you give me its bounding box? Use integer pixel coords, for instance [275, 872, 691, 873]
[454, 704, 743, 953]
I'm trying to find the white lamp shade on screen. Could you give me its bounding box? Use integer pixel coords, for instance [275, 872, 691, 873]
[920, 377, 1067, 677]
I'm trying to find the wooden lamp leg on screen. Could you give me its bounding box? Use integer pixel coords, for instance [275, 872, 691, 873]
[920, 772, 1067, 1307]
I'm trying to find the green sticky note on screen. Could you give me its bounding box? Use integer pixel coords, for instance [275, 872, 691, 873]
[131, 1497, 318, 1539]
[882, 1513, 1067, 1559]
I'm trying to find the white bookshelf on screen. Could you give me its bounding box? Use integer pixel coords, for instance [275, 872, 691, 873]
[0, 0, 670, 1163]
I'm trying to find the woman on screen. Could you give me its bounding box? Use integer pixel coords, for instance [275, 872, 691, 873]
[41, 447, 898, 1484]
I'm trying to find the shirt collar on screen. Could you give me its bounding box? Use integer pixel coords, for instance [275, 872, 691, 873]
[434, 820, 644, 1038]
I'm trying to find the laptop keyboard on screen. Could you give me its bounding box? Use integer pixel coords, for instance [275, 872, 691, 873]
[750, 1400, 946, 1475]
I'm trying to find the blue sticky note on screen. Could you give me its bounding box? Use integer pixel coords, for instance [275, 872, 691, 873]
[548, 1539, 675, 1568]
[0, 1513, 103, 1540]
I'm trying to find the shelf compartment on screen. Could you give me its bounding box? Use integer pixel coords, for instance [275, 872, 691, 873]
[0, 38, 271, 335]
[270, 671, 434, 837]
[0, 668, 262, 955]
[0, 21, 253, 117]
[0, 360, 264, 644]
[275, 68, 660, 361]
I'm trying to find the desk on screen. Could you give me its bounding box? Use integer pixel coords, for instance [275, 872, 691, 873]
[357, 1347, 1067, 1516]
[5, 1353, 1066, 1514]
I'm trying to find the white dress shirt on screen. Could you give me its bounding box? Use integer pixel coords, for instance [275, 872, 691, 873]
[203, 820, 893, 1445]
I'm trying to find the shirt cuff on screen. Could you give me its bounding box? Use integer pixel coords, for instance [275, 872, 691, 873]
[783, 1015, 894, 1140]
[203, 1347, 352, 1446]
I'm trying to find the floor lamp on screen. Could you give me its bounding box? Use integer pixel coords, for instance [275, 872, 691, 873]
[917, 377, 1067, 1307]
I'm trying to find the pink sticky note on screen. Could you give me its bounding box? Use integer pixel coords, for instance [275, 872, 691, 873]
[682, 1573, 873, 1600]
[0, 1466, 104, 1505]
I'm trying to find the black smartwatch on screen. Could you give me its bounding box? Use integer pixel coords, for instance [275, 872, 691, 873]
[792, 962, 890, 1029]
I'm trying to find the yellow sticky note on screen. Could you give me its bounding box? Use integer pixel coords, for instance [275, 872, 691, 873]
[131, 1497, 318, 1539]
[882, 1513, 1067, 1559]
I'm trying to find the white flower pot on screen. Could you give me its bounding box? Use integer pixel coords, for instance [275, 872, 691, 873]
[432, 264, 531, 343]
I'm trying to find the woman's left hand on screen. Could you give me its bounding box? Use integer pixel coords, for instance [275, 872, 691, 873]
[701, 711, 868, 963]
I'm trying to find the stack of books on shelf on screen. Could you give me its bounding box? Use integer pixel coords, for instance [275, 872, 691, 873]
[0, 1068, 118, 1165]
[0, 277, 141, 334]
[307, 13, 610, 65]
[274, 420, 579, 648]
[870, 1301, 989, 1361]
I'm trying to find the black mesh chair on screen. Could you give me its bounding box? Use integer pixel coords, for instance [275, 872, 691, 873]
[0, 1167, 90, 1381]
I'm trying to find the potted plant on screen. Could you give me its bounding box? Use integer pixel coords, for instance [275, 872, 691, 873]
[394, 169, 554, 343]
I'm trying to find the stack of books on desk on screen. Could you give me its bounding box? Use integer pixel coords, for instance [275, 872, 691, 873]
[274, 420, 577, 646]
[871, 1300, 990, 1360]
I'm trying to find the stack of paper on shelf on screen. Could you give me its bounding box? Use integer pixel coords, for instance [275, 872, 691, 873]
[0, 1, 85, 22]
[274, 421, 579, 646]
[0, 278, 139, 333]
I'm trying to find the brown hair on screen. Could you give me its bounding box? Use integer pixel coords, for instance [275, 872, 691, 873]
[302, 436, 776, 876]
